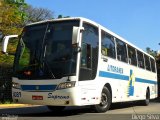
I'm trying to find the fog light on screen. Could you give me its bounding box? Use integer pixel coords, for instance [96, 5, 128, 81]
[65, 101, 70, 105]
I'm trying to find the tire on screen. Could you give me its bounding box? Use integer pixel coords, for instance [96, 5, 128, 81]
[92, 87, 112, 113]
[47, 106, 65, 112]
[141, 89, 150, 106]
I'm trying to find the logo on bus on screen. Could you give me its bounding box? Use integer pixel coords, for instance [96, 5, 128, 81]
[127, 70, 135, 97]
[36, 86, 39, 90]
[107, 65, 123, 74]
[48, 93, 69, 100]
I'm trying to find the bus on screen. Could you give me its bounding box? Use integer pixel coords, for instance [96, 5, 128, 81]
[2, 17, 157, 113]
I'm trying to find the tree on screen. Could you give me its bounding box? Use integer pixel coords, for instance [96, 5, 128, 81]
[24, 5, 54, 24]
[4, 0, 28, 22]
[0, 0, 27, 36]
[0, 0, 27, 66]
[145, 47, 157, 57]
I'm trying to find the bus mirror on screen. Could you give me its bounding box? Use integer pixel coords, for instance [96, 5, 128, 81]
[72, 26, 84, 44]
[2, 35, 18, 55]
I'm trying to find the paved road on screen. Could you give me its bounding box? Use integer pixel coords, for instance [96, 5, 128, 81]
[0, 101, 160, 120]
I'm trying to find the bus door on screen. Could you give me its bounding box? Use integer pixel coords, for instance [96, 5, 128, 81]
[79, 23, 99, 82]
[78, 23, 99, 102]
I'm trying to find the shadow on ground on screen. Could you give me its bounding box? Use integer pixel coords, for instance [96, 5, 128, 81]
[0, 100, 159, 117]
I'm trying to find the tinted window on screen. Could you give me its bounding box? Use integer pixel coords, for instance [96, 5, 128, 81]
[14, 21, 80, 79]
[128, 46, 137, 66]
[81, 43, 91, 69]
[137, 51, 145, 69]
[144, 55, 151, 71]
[101, 31, 116, 58]
[150, 58, 156, 72]
[79, 23, 99, 81]
[116, 39, 128, 62]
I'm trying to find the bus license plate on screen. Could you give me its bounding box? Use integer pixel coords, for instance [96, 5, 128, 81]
[32, 95, 43, 100]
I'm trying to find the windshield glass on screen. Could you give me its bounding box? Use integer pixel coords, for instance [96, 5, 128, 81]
[14, 20, 79, 79]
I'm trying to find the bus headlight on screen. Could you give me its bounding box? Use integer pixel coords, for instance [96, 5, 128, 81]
[12, 82, 21, 89]
[57, 81, 76, 90]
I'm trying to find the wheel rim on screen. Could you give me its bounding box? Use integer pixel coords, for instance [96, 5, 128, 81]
[100, 92, 108, 108]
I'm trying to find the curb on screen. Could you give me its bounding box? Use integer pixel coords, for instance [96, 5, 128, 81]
[0, 104, 34, 109]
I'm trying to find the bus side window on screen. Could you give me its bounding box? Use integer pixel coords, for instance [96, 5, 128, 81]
[101, 30, 116, 59]
[150, 58, 156, 72]
[127, 45, 137, 66]
[137, 50, 145, 69]
[116, 39, 128, 63]
[144, 55, 151, 71]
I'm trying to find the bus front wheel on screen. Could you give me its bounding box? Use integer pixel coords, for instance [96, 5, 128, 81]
[92, 87, 111, 113]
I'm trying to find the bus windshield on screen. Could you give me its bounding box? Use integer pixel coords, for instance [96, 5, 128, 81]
[14, 20, 79, 79]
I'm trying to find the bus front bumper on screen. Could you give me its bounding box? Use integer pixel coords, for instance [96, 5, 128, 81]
[12, 87, 81, 106]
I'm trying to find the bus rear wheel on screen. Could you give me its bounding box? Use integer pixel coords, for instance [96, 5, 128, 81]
[142, 89, 150, 106]
[47, 106, 65, 112]
[92, 87, 111, 113]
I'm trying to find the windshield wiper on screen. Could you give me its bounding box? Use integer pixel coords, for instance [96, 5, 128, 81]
[36, 23, 55, 79]
[43, 45, 55, 79]
[44, 59, 55, 79]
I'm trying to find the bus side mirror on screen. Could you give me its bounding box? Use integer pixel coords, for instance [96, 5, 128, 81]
[2, 35, 18, 55]
[72, 26, 84, 44]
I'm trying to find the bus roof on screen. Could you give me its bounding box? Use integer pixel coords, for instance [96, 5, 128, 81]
[26, 17, 155, 59]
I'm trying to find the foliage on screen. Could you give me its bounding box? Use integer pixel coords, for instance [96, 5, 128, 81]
[0, 99, 13, 104]
[146, 47, 157, 58]
[0, 0, 27, 36]
[0, 1, 54, 36]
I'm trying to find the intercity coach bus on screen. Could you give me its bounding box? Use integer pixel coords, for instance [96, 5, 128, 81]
[2, 17, 157, 113]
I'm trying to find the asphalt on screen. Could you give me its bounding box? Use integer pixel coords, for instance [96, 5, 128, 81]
[0, 98, 159, 109]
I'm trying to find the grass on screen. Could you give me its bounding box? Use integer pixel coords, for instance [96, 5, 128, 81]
[0, 100, 13, 104]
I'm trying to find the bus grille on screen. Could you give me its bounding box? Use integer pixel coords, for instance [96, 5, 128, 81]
[21, 85, 57, 92]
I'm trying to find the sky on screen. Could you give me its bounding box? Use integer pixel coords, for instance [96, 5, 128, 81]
[26, 0, 160, 52]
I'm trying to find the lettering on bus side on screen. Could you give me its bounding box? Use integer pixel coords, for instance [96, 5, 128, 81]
[107, 65, 123, 74]
[48, 93, 69, 100]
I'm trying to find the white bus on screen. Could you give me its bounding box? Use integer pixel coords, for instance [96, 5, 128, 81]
[2, 17, 157, 113]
